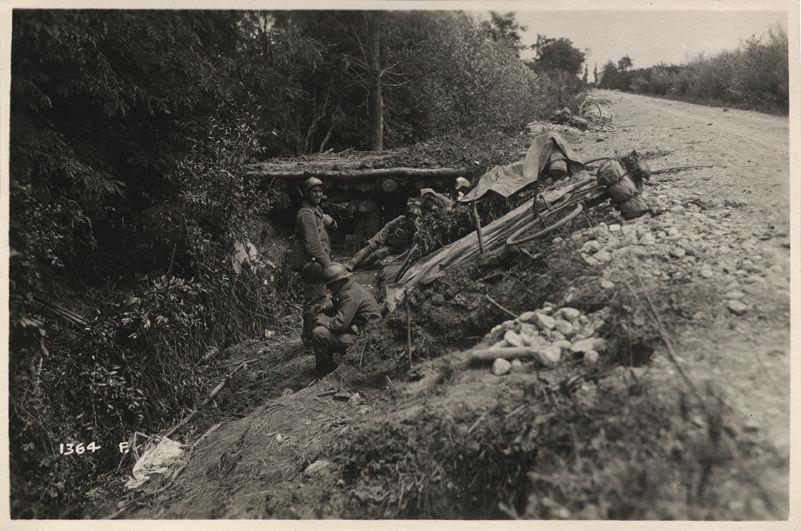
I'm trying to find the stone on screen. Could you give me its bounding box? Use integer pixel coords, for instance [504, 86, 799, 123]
[305, 460, 331, 476]
[550, 331, 566, 341]
[583, 254, 600, 266]
[557, 307, 581, 322]
[521, 334, 540, 348]
[581, 240, 601, 254]
[552, 236, 564, 244]
[334, 392, 351, 401]
[600, 279, 615, 289]
[700, 268, 714, 278]
[671, 204, 685, 214]
[554, 319, 575, 338]
[724, 290, 746, 300]
[492, 358, 512, 376]
[536, 346, 562, 368]
[519, 323, 539, 337]
[490, 340, 508, 350]
[591, 224, 609, 238]
[348, 393, 362, 406]
[510, 359, 523, 369]
[553, 340, 572, 351]
[578, 315, 590, 326]
[281, 388, 294, 397]
[504, 330, 525, 348]
[571, 338, 608, 353]
[609, 224, 621, 233]
[640, 233, 657, 245]
[727, 300, 748, 315]
[540, 304, 555, 315]
[669, 246, 686, 258]
[518, 311, 537, 323]
[533, 313, 556, 331]
[583, 350, 599, 366]
[745, 274, 765, 284]
[594, 250, 612, 263]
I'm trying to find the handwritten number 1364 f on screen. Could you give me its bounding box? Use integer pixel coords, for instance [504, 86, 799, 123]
[59, 442, 101, 455]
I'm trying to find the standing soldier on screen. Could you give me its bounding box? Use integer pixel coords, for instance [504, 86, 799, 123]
[291, 177, 337, 344]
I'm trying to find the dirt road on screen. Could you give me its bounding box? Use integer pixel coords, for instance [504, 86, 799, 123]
[581, 89, 790, 446]
[113, 90, 790, 519]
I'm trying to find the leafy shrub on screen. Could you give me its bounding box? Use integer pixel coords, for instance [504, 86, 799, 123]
[599, 26, 788, 113]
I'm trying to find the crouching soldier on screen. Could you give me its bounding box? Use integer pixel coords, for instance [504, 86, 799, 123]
[349, 199, 422, 271]
[311, 263, 381, 375]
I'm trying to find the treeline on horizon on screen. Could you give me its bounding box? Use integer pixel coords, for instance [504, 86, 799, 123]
[597, 26, 788, 114]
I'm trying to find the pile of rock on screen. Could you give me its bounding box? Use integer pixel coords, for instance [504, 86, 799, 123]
[482, 302, 609, 375]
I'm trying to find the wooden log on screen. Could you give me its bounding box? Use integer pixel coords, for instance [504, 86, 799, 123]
[244, 165, 469, 181]
[464, 347, 539, 363]
[163, 358, 255, 438]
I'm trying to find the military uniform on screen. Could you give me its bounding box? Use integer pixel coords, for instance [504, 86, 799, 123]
[293, 200, 332, 341]
[362, 214, 417, 263]
[311, 277, 380, 371]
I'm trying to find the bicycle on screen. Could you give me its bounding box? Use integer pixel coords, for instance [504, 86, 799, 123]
[506, 169, 610, 246]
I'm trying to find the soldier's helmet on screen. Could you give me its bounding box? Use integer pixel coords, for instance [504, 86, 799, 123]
[322, 262, 352, 285]
[303, 177, 324, 193]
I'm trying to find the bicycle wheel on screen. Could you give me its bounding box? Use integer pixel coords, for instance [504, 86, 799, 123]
[506, 203, 583, 246]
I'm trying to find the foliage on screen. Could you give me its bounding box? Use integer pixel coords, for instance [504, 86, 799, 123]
[337, 371, 748, 519]
[479, 11, 528, 57]
[9, 9, 587, 517]
[599, 27, 788, 113]
[529, 35, 586, 76]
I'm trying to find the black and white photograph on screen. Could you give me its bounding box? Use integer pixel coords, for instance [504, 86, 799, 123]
[3, 1, 797, 522]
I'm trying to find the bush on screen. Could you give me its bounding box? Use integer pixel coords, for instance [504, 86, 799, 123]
[600, 26, 788, 113]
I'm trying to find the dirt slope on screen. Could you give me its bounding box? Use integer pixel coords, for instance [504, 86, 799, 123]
[114, 90, 790, 520]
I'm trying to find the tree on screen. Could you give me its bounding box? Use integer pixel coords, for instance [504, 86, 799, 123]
[617, 55, 633, 71]
[582, 65, 588, 84]
[593, 63, 598, 84]
[479, 11, 527, 56]
[528, 35, 585, 75]
[365, 12, 384, 151]
[599, 60, 619, 88]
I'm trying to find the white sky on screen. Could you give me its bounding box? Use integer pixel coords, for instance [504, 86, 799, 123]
[474, 10, 788, 71]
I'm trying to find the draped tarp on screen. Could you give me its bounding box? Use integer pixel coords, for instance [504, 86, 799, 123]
[458, 132, 585, 203]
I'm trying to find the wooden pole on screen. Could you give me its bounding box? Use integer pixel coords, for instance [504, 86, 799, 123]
[244, 166, 468, 180]
[471, 202, 485, 254]
[406, 302, 412, 366]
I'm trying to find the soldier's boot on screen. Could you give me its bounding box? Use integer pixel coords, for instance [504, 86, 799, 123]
[314, 349, 337, 377]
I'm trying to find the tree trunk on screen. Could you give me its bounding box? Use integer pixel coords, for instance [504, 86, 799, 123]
[366, 13, 383, 152]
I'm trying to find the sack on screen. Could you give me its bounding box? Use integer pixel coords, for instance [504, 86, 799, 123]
[618, 192, 650, 220]
[597, 159, 625, 186]
[301, 260, 324, 282]
[607, 174, 638, 204]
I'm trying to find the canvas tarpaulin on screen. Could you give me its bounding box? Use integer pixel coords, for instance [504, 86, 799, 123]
[458, 132, 585, 203]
